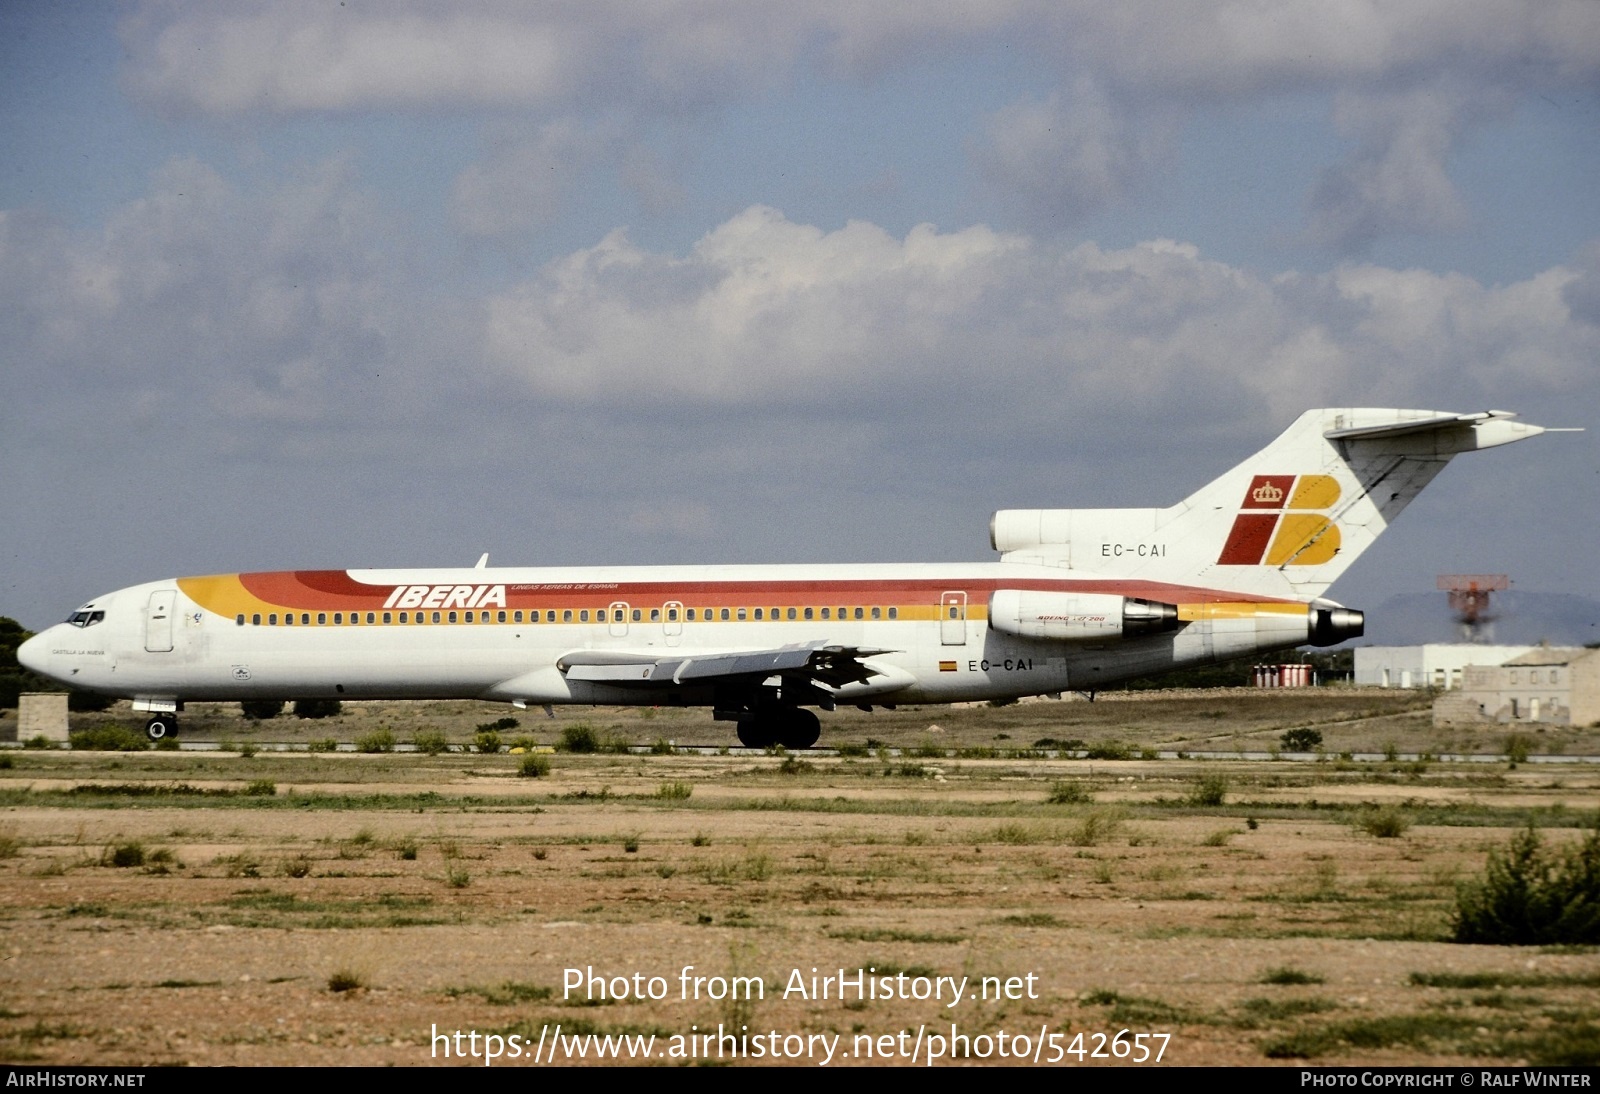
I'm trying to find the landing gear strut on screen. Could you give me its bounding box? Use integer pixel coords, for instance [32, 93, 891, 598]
[735, 707, 820, 750]
[144, 714, 178, 742]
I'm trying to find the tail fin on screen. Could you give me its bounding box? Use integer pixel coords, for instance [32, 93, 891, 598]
[991, 409, 1551, 601]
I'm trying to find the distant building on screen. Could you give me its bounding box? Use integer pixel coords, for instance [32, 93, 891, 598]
[1353, 644, 1536, 690]
[1434, 646, 1600, 727]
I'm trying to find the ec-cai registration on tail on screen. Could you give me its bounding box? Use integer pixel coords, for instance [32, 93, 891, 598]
[20, 409, 1570, 747]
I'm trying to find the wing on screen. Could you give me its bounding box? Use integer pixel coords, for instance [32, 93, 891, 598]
[557, 641, 903, 701]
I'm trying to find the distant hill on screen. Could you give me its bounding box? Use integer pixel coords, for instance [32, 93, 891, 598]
[1357, 590, 1600, 648]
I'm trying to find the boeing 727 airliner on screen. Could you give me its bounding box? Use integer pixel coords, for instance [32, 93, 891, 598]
[18, 408, 1555, 747]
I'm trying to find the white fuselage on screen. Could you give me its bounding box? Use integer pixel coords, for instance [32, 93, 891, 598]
[19, 561, 1309, 712]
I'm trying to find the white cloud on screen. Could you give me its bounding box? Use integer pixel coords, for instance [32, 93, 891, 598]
[1304, 82, 1517, 250]
[450, 120, 618, 238]
[3, 156, 459, 437]
[484, 206, 1600, 432]
[121, 2, 1600, 116]
[117, 2, 1600, 251]
[974, 81, 1171, 226]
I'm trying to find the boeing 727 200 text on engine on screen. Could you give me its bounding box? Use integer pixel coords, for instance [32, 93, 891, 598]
[18, 408, 1558, 747]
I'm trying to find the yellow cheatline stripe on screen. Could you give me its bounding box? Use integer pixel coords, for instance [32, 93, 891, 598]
[1177, 602, 1307, 622]
[178, 575, 278, 619]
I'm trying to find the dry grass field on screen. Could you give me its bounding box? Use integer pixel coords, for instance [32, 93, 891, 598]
[0, 690, 1596, 1068]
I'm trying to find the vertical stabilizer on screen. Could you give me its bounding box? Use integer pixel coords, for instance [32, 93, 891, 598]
[991, 409, 1550, 601]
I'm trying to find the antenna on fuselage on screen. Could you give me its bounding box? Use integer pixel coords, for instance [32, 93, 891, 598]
[474, 553, 489, 569]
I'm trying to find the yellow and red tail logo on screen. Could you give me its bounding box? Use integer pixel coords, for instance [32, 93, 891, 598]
[1218, 475, 1341, 566]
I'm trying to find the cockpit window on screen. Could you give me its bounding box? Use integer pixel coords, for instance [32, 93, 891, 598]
[66, 610, 105, 628]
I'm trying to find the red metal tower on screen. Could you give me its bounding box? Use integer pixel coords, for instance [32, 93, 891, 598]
[1437, 574, 1509, 641]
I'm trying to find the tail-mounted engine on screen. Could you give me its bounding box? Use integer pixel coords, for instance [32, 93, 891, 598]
[988, 590, 1180, 642]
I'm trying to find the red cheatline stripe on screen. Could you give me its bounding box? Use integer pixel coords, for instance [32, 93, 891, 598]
[227, 570, 1303, 610]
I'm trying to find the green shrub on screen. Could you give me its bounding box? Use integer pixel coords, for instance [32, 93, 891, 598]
[650, 738, 676, 755]
[293, 698, 342, 719]
[23, 735, 53, 750]
[473, 730, 503, 754]
[327, 968, 366, 993]
[558, 724, 600, 753]
[411, 729, 450, 755]
[1069, 809, 1124, 847]
[243, 779, 276, 797]
[240, 700, 285, 720]
[69, 724, 149, 752]
[1047, 781, 1092, 805]
[1453, 821, 1600, 945]
[517, 754, 551, 778]
[1188, 774, 1229, 807]
[306, 738, 340, 753]
[281, 855, 312, 878]
[836, 742, 870, 758]
[1085, 741, 1132, 761]
[1280, 727, 1323, 752]
[1260, 966, 1324, 985]
[656, 781, 692, 801]
[1504, 734, 1534, 765]
[1356, 805, 1412, 839]
[355, 729, 395, 754]
[102, 841, 145, 868]
[477, 716, 519, 733]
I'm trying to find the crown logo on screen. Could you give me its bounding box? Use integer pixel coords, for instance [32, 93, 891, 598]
[1252, 482, 1284, 504]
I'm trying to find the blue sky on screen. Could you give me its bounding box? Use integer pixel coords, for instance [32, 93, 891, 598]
[3, 1, 1597, 634]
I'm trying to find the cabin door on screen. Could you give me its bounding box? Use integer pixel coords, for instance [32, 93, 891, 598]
[144, 589, 176, 653]
[940, 591, 967, 646]
[609, 602, 629, 638]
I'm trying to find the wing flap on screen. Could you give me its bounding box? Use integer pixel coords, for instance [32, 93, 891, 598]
[558, 642, 900, 692]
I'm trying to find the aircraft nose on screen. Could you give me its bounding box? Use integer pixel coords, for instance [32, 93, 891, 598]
[16, 631, 57, 679]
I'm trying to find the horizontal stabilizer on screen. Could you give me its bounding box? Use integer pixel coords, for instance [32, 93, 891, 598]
[1322, 411, 1505, 440]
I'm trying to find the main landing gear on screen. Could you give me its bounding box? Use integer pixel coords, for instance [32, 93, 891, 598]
[735, 707, 821, 750]
[144, 714, 178, 742]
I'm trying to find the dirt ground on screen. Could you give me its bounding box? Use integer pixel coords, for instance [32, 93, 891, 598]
[1, 693, 1597, 1068]
[6, 685, 1595, 758]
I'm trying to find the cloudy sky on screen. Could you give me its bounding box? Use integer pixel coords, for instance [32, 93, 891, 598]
[2, 1, 1597, 633]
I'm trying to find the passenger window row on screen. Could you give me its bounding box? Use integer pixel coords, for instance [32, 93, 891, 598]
[233, 605, 902, 626]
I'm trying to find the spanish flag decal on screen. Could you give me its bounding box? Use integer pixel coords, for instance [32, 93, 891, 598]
[939, 661, 958, 672]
